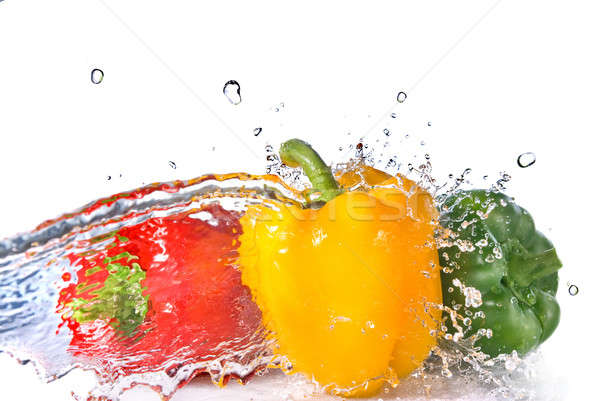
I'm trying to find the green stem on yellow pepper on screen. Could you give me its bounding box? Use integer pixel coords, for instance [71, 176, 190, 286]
[279, 139, 342, 203]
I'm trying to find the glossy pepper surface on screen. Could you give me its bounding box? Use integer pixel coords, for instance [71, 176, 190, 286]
[58, 205, 264, 382]
[438, 190, 561, 357]
[238, 139, 442, 397]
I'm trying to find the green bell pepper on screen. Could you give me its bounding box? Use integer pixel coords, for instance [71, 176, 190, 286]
[438, 189, 561, 357]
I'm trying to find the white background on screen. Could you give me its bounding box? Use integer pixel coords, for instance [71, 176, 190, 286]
[1, 0, 599, 400]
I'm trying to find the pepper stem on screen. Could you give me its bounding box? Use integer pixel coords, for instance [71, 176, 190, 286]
[508, 248, 562, 288]
[279, 139, 342, 203]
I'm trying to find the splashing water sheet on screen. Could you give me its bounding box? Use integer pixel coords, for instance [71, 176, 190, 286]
[0, 133, 568, 401]
[0, 174, 303, 400]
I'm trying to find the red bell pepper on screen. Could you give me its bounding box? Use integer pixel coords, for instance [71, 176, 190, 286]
[57, 204, 265, 384]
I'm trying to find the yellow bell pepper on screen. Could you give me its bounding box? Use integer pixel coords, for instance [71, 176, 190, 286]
[238, 139, 442, 397]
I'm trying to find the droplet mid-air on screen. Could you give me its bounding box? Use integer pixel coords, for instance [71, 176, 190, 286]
[223, 80, 241, 105]
[169, 161, 177, 169]
[396, 91, 407, 103]
[517, 152, 536, 168]
[91, 68, 104, 84]
[383, 128, 390, 136]
[568, 284, 579, 296]
[253, 127, 262, 137]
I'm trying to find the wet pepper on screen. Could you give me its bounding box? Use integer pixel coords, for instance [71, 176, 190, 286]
[58, 205, 264, 382]
[438, 190, 561, 357]
[238, 139, 442, 397]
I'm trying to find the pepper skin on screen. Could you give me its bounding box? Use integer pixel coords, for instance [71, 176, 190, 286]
[438, 190, 561, 357]
[58, 205, 264, 382]
[238, 139, 442, 397]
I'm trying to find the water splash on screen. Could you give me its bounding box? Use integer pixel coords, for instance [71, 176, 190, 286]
[327, 139, 550, 400]
[1, 135, 555, 400]
[0, 173, 305, 400]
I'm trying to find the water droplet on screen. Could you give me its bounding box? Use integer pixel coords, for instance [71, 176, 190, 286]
[390, 113, 397, 118]
[91, 68, 104, 84]
[253, 127, 262, 136]
[526, 292, 536, 303]
[168, 161, 177, 169]
[427, 121, 432, 127]
[223, 80, 241, 105]
[396, 91, 407, 103]
[505, 357, 518, 371]
[568, 284, 579, 296]
[517, 152, 536, 168]
[383, 128, 390, 136]
[107, 175, 111, 181]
